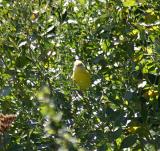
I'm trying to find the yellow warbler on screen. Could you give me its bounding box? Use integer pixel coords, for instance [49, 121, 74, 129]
[71, 60, 91, 90]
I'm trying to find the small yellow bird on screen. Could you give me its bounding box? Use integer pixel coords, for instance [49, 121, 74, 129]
[71, 60, 91, 90]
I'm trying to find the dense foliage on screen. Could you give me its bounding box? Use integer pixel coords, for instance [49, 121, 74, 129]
[0, 0, 160, 150]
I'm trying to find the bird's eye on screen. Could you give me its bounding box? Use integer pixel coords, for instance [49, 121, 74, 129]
[77, 64, 83, 67]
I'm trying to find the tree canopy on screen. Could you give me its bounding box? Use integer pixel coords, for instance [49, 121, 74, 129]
[0, 0, 160, 150]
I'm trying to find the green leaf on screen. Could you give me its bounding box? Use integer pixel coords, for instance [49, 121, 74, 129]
[108, 128, 122, 142]
[120, 135, 137, 149]
[78, 0, 86, 5]
[122, 0, 137, 7]
[15, 56, 30, 68]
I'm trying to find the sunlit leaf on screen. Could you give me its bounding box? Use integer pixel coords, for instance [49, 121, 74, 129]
[122, 0, 137, 7]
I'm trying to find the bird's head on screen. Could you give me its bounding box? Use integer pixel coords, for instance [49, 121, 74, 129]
[73, 60, 85, 71]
